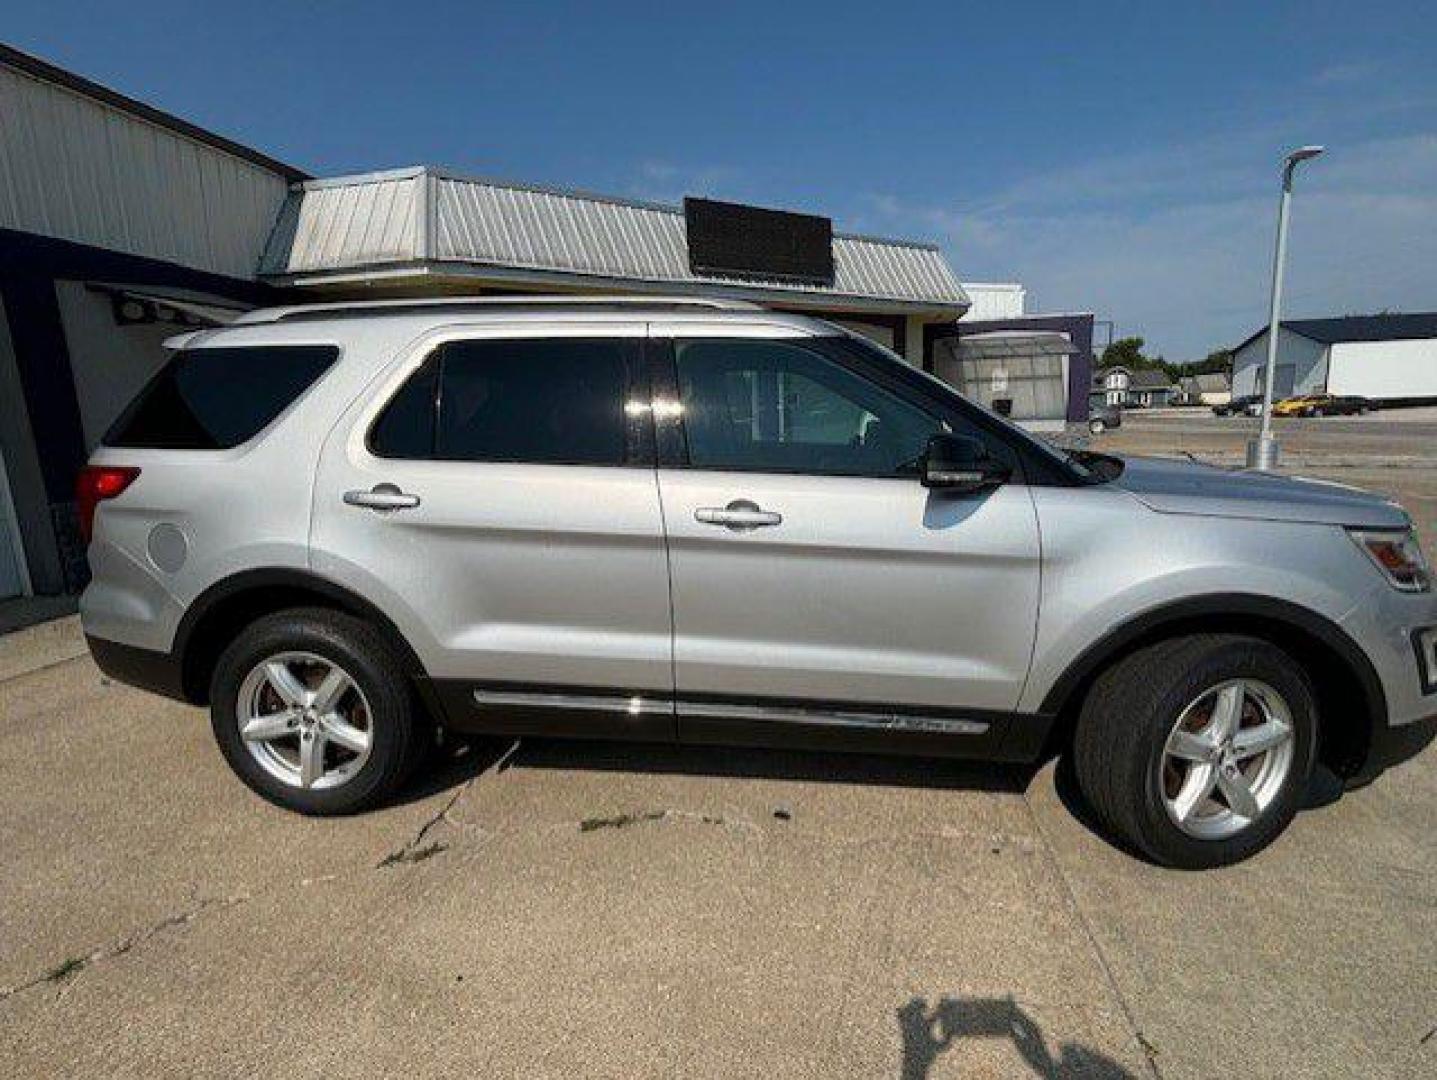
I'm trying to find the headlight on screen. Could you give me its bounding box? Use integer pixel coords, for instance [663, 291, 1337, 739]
[1348, 528, 1431, 592]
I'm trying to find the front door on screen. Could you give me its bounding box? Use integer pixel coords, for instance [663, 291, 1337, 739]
[311, 323, 674, 738]
[649, 327, 1042, 746]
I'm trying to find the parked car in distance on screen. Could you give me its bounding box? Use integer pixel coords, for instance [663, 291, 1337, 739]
[80, 297, 1437, 869]
[1273, 393, 1373, 418]
[1088, 403, 1122, 435]
[1212, 393, 1262, 417]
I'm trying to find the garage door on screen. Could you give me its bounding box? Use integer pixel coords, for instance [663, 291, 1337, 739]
[0, 450, 28, 599]
[1274, 364, 1296, 399]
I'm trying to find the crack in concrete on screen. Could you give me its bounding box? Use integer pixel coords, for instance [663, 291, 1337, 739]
[1020, 792, 1164, 1080]
[0, 870, 351, 1008]
[374, 737, 520, 869]
[375, 784, 469, 869]
[0, 892, 243, 1004]
[575, 808, 740, 833]
[377, 840, 448, 867]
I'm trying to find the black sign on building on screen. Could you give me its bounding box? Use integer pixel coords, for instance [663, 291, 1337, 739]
[684, 198, 835, 286]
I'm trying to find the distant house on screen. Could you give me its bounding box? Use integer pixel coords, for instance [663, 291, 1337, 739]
[1096, 365, 1131, 406]
[1091, 365, 1176, 408]
[1126, 368, 1177, 407]
[1230, 313, 1437, 405]
[1177, 372, 1232, 406]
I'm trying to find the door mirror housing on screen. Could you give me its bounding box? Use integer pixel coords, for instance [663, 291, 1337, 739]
[920, 433, 1011, 493]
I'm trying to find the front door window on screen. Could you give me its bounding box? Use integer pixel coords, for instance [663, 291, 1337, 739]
[673, 339, 944, 476]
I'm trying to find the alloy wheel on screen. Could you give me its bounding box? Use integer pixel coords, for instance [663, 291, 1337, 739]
[1160, 678, 1295, 840]
[236, 651, 373, 790]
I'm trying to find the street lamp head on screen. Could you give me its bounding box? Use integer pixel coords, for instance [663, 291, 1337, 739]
[1286, 145, 1326, 166]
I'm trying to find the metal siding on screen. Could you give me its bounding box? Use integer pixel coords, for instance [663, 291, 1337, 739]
[1327, 338, 1437, 399]
[268, 174, 422, 274]
[0, 65, 288, 280]
[263, 169, 966, 308]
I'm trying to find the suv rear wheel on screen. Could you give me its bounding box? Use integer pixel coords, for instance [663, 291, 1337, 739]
[210, 608, 424, 814]
[1071, 634, 1317, 868]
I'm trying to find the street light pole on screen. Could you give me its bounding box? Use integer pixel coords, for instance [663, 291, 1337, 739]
[1247, 145, 1325, 470]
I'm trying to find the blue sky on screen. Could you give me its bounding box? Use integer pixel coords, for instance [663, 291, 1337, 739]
[7, 0, 1436, 358]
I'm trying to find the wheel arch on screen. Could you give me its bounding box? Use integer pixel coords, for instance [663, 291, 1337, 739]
[1039, 594, 1386, 777]
[174, 568, 437, 714]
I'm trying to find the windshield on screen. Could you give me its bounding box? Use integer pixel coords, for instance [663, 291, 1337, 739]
[830, 330, 1113, 484]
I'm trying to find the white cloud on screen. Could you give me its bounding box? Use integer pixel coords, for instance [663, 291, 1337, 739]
[860, 134, 1437, 358]
[627, 160, 745, 205]
[1312, 60, 1380, 86]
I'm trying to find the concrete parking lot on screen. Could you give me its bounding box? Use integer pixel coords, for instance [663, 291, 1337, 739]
[2, 411, 1435, 1078]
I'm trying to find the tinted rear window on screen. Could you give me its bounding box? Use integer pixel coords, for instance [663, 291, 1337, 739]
[105, 345, 338, 450]
[369, 339, 631, 465]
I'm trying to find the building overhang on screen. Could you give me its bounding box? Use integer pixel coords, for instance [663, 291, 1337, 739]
[258, 167, 969, 319]
[264, 259, 965, 318]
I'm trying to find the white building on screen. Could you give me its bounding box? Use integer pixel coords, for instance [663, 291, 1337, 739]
[958, 282, 1026, 321]
[1231, 314, 1437, 404]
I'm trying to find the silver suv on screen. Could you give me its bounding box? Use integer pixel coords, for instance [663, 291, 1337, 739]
[80, 297, 1437, 867]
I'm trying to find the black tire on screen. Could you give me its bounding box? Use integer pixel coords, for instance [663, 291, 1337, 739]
[210, 607, 424, 815]
[1071, 634, 1318, 868]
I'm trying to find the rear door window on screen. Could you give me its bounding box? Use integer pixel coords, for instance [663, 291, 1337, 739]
[105, 344, 338, 450]
[369, 338, 638, 465]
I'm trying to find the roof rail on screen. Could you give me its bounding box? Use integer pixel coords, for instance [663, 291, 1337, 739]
[233, 295, 764, 325]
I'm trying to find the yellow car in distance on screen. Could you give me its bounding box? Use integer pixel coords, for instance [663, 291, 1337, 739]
[1271, 395, 1317, 417]
[1272, 393, 1373, 418]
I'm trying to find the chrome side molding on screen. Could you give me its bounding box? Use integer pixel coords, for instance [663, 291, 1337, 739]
[472, 688, 655, 716]
[674, 699, 989, 735]
[469, 685, 990, 736]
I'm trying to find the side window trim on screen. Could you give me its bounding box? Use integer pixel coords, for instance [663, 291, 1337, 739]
[647, 336, 686, 470]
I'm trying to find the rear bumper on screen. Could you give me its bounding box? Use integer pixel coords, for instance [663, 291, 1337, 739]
[87, 635, 189, 702]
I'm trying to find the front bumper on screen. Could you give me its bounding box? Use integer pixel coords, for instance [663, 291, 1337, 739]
[1349, 709, 1437, 787]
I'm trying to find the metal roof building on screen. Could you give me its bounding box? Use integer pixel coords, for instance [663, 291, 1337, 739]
[258, 167, 968, 319]
[1231, 311, 1437, 405]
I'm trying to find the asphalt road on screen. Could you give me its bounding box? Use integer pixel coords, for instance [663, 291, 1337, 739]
[2, 412, 1435, 1078]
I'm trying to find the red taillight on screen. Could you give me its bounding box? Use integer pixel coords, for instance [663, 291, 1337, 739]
[76, 466, 140, 543]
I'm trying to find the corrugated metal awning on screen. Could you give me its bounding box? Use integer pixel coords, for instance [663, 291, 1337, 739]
[258, 167, 969, 314]
[954, 331, 1075, 360]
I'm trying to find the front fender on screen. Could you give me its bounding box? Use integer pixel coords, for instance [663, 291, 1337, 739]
[1020, 487, 1379, 717]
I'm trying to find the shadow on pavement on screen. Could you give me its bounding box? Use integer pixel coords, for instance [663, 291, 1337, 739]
[897, 995, 1138, 1079]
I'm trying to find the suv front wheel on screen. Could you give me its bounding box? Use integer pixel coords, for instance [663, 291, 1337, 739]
[1072, 634, 1317, 868]
[210, 608, 424, 814]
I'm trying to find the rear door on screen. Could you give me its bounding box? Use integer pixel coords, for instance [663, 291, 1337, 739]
[649, 323, 1042, 747]
[311, 322, 674, 738]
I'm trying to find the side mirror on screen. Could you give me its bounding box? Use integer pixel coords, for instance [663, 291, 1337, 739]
[920, 433, 1011, 493]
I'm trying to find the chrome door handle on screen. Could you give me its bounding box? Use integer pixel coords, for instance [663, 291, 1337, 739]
[695, 499, 782, 530]
[344, 484, 421, 511]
